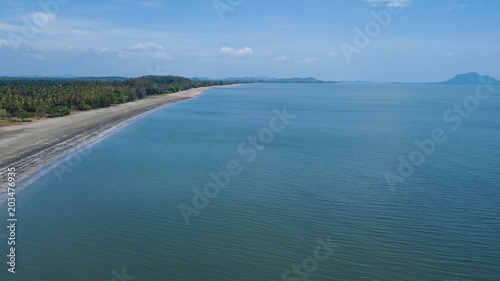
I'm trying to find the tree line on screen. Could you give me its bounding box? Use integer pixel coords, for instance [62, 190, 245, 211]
[0, 76, 239, 122]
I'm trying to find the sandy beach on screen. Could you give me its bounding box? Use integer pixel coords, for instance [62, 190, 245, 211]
[0, 85, 231, 193]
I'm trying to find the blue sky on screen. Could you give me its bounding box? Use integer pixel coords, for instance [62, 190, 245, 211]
[0, 0, 499, 82]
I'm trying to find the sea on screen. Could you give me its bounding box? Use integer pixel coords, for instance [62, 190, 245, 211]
[1, 83, 499, 280]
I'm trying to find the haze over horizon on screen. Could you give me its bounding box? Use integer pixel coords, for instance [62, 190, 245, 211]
[1, 0, 499, 83]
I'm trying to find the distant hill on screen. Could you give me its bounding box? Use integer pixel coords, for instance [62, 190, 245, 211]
[340, 80, 371, 84]
[192, 76, 338, 83]
[439, 72, 500, 85]
[7, 75, 338, 84]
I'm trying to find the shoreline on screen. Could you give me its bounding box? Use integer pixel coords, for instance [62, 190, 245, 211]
[0, 85, 238, 196]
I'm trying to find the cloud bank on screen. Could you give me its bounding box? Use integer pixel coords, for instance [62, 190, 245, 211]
[219, 47, 253, 58]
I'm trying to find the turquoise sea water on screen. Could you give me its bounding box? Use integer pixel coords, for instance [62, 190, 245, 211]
[1, 83, 499, 280]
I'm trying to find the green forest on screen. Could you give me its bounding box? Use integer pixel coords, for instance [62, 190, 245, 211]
[0, 76, 238, 123]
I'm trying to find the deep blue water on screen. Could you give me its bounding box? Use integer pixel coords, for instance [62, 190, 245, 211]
[1, 83, 499, 280]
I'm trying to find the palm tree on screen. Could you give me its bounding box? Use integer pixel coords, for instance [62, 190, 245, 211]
[2, 92, 22, 122]
[33, 93, 44, 119]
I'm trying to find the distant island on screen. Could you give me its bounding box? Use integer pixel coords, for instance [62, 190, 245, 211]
[437, 72, 500, 85]
[338, 72, 500, 85]
[192, 76, 339, 83]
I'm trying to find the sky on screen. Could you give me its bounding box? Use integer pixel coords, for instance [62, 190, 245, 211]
[0, 0, 499, 82]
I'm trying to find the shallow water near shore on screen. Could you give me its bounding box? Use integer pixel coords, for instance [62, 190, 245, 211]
[0, 99, 174, 203]
[1, 83, 499, 280]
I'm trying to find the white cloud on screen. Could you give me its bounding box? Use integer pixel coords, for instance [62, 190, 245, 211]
[436, 4, 468, 11]
[0, 39, 8, 47]
[118, 50, 172, 60]
[219, 47, 235, 56]
[327, 51, 338, 57]
[274, 55, 287, 61]
[152, 52, 172, 60]
[129, 41, 165, 50]
[0, 23, 20, 33]
[34, 54, 46, 60]
[219, 46, 253, 58]
[364, 0, 413, 7]
[263, 50, 273, 57]
[235, 47, 253, 57]
[140, 2, 162, 8]
[120, 42, 171, 60]
[302, 57, 318, 63]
